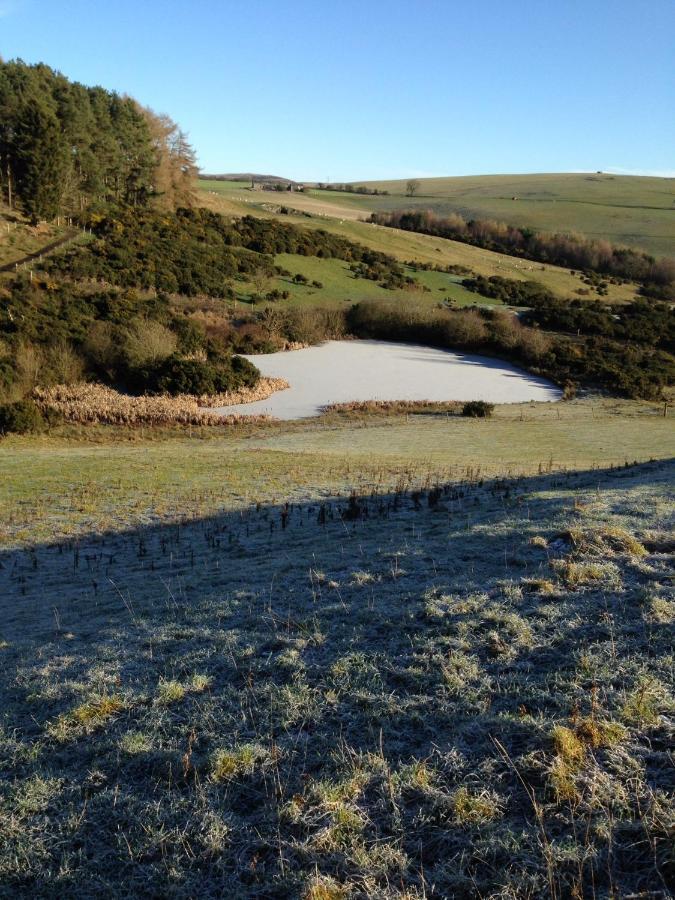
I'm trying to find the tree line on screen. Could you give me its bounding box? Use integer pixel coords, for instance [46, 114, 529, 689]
[368, 209, 675, 296]
[0, 59, 197, 221]
[316, 183, 389, 195]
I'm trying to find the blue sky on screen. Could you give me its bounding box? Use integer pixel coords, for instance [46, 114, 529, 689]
[1, 0, 673, 180]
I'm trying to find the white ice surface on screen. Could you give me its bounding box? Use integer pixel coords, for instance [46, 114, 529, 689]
[213, 340, 561, 420]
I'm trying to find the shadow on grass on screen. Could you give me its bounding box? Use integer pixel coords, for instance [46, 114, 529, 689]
[0, 458, 672, 897]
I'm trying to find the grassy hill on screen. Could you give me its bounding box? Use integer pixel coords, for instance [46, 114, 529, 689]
[0, 420, 672, 896]
[0, 203, 76, 271]
[197, 181, 640, 305]
[321, 173, 675, 260]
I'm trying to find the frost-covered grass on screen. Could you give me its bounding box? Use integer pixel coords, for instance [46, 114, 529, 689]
[0, 399, 672, 549]
[0, 457, 673, 897]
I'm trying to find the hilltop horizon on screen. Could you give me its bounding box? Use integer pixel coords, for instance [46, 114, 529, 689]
[202, 169, 675, 182]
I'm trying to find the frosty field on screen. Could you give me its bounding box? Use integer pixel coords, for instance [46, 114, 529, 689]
[0, 450, 673, 897]
[0, 398, 673, 897]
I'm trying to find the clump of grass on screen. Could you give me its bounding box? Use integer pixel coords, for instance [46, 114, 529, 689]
[621, 682, 661, 726]
[190, 673, 213, 693]
[452, 786, 503, 824]
[311, 804, 367, 852]
[647, 597, 675, 624]
[71, 694, 125, 726]
[562, 525, 647, 558]
[211, 743, 270, 782]
[423, 589, 455, 619]
[200, 811, 232, 855]
[549, 717, 626, 801]
[120, 731, 153, 755]
[156, 679, 186, 704]
[47, 694, 125, 743]
[575, 716, 627, 749]
[521, 576, 557, 594]
[550, 725, 586, 801]
[350, 570, 377, 586]
[394, 760, 436, 794]
[551, 558, 620, 588]
[549, 758, 580, 802]
[11, 775, 63, 815]
[313, 772, 369, 805]
[303, 876, 350, 900]
[441, 652, 482, 694]
[554, 717, 626, 758]
[529, 535, 548, 548]
[601, 526, 648, 557]
[552, 725, 586, 767]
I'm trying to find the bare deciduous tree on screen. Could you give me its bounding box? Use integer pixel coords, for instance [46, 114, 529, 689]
[251, 267, 273, 299]
[406, 179, 421, 197]
[258, 306, 286, 339]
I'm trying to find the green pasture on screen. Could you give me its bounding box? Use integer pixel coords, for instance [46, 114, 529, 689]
[236, 253, 493, 309]
[316, 172, 675, 259]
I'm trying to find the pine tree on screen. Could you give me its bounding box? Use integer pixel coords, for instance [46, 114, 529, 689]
[13, 98, 70, 221]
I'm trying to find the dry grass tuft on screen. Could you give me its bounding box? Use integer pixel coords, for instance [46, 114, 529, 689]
[551, 559, 621, 588]
[33, 381, 283, 427]
[452, 786, 503, 824]
[575, 717, 627, 749]
[71, 694, 125, 726]
[621, 682, 662, 726]
[156, 679, 186, 704]
[46, 694, 125, 742]
[211, 743, 271, 782]
[562, 525, 647, 558]
[552, 725, 586, 767]
[522, 576, 557, 594]
[303, 877, 351, 900]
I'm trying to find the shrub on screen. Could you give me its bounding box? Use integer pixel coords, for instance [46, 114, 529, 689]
[134, 353, 260, 397]
[173, 317, 207, 355]
[462, 400, 494, 418]
[122, 319, 178, 368]
[0, 399, 45, 435]
[43, 339, 85, 385]
[83, 321, 123, 380]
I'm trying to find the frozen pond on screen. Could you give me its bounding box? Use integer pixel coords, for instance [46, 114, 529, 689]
[215, 340, 561, 420]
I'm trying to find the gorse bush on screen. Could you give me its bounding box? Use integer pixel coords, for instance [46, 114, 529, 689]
[462, 400, 495, 418]
[0, 399, 45, 435]
[45, 208, 408, 298]
[522, 297, 675, 353]
[463, 275, 557, 306]
[132, 354, 260, 397]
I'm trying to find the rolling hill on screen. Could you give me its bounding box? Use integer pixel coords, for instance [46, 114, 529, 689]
[311, 173, 675, 260]
[197, 179, 640, 304]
